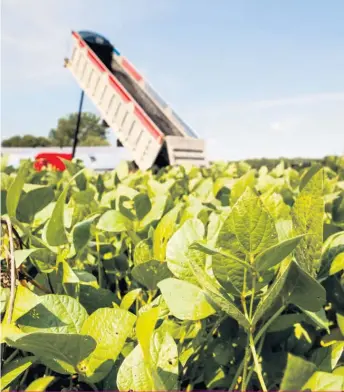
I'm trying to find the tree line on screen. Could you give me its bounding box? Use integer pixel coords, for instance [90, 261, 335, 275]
[2, 112, 110, 148]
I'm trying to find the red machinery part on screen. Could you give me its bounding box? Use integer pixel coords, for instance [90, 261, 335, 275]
[34, 153, 73, 171]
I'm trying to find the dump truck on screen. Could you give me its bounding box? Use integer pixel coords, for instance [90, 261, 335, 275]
[63, 30, 208, 171]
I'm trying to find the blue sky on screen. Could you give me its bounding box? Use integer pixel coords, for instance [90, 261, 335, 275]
[2, 0, 344, 161]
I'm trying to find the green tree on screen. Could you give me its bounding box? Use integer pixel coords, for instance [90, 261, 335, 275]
[1, 135, 52, 147]
[49, 112, 110, 147]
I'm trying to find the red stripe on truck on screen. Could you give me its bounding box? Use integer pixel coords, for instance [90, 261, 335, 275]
[87, 50, 106, 72]
[108, 75, 131, 102]
[71, 31, 85, 48]
[134, 107, 163, 142]
[122, 58, 142, 82]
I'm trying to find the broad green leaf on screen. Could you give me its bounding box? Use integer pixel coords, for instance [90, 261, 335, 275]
[139, 195, 168, 229]
[267, 313, 305, 333]
[166, 218, 205, 283]
[79, 286, 119, 314]
[120, 288, 142, 310]
[330, 253, 344, 275]
[255, 235, 305, 272]
[117, 329, 178, 391]
[46, 169, 85, 246]
[292, 167, 324, 276]
[14, 248, 43, 268]
[134, 193, 152, 220]
[4, 333, 96, 375]
[301, 308, 330, 333]
[185, 248, 249, 329]
[0, 287, 10, 313]
[17, 294, 88, 334]
[300, 163, 322, 191]
[310, 342, 344, 372]
[253, 260, 326, 325]
[132, 260, 173, 290]
[6, 160, 31, 217]
[25, 376, 55, 391]
[230, 169, 256, 205]
[134, 239, 153, 265]
[4, 285, 41, 323]
[72, 215, 98, 252]
[213, 188, 277, 293]
[1, 356, 37, 390]
[80, 307, 137, 382]
[302, 371, 344, 391]
[96, 210, 132, 232]
[337, 313, 344, 336]
[136, 306, 160, 361]
[158, 278, 216, 321]
[72, 189, 95, 204]
[17, 186, 55, 223]
[153, 204, 181, 261]
[280, 353, 317, 391]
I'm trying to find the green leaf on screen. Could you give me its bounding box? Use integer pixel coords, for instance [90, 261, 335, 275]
[5, 285, 41, 323]
[46, 169, 85, 246]
[302, 371, 344, 391]
[79, 286, 119, 314]
[185, 248, 249, 329]
[120, 288, 142, 310]
[132, 260, 173, 290]
[166, 218, 205, 283]
[300, 163, 322, 191]
[338, 313, 344, 336]
[80, 307, 137, 382]
[310, 342, 344, 372]
[136, 306, 160, 361]
[4, 333, 96, 375]
[134, 193, 152, 220]
[255, 235, 304, 272]
[153, 204, 181, 261]
[25, 376, 55, 391]
[139, 195, 168, 229]
[280, 353, 317, 391]
[117, 329, 178, 391]
[72, 189, 95, 204]
[213, 188, 277, 294]
[253, 260, 326, 325]
[330, 253, 344, 275]
[301, 308, 330, 333]
[230, 169, 256, 205]
[13, 248, 43, 268]
[134, 239, 153, 265]
[158, 278, 216, 321]
[17, 294, 88, 334]
[6, 160, 31, 218]
[267, 313, 305, 333]
[17, 186, 55, 223]
[1, 356, 37, 390]
[292, 167, 324, 276]
[96, 210, 132, 232]
[72, 215, 98, 253]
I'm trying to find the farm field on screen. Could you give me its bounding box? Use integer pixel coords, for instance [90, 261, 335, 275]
[1, 156, 344, 391]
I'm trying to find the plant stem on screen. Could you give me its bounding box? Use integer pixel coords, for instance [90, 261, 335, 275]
[3, 349, 19, 365]
[5, 217, 17, 324]
[241, 345, 250, 392]
[249, 274, 257, 320]
[241, 268, 249, 319]
[245, 334, 266, 390]
[249, 332, 267, 392]
[254, 305, 286, 343]
[95, 232, 103, 288]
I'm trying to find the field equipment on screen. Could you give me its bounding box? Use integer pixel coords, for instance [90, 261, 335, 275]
[62, 30, 207, 171]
